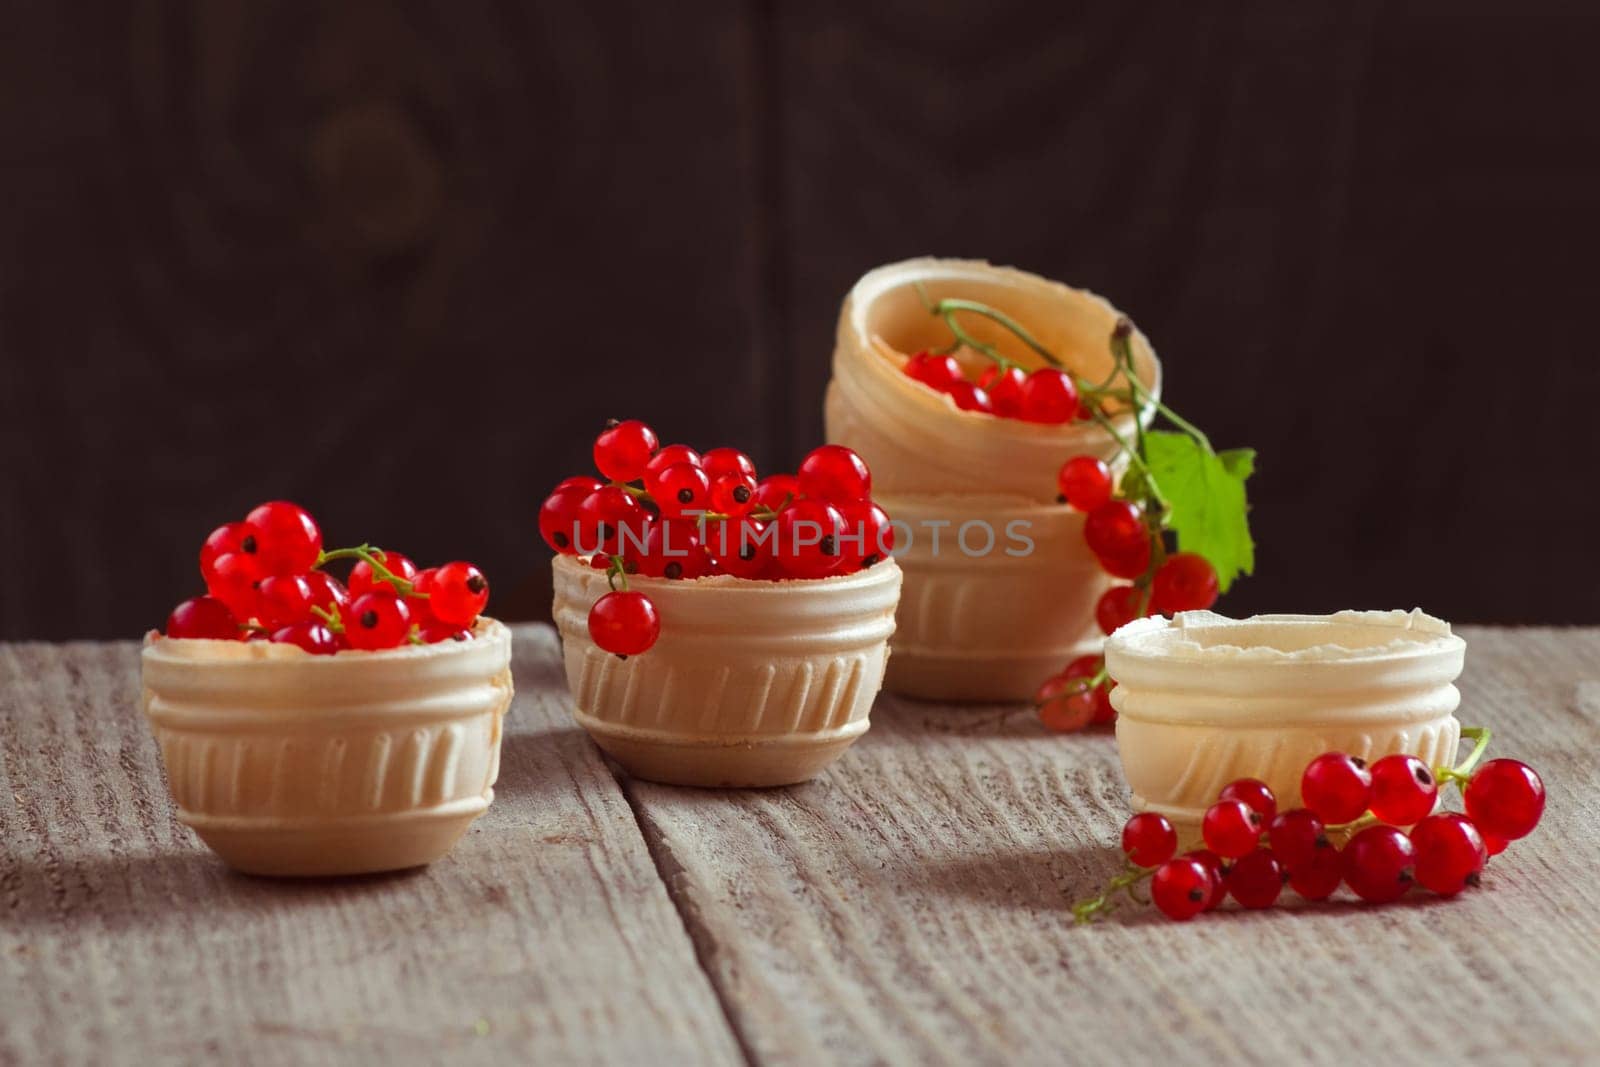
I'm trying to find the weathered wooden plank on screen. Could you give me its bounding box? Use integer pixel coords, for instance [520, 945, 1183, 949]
[0, 627, 743, 1066]
[624, 625, 1600, 1065]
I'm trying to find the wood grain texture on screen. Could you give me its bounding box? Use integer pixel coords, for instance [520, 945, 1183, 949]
[0, 627, 742, 1066]
[622, 625, 1600, 1065]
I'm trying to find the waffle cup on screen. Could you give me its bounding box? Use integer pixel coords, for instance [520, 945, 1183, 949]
[551, 555, 901, 787]
[825, 257, 1161, 701]
[1106, 610, 1465, 828]
[141, 619, 513, 876]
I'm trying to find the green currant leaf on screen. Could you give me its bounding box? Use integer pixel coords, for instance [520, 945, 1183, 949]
[1140, 431, 1255, 592]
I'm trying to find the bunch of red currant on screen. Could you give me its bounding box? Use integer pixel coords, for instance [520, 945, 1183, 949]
[902, 351, 1088, 422]
[1074, 729, 1546, 922]
[540, 421, 894, 658]
[164, 501, 490, 654]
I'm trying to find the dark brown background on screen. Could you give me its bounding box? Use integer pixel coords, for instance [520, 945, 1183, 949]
[2, 1, 1597, 641]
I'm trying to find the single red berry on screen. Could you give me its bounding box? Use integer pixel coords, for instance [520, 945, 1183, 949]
[1148, 553, 1219, 615]
[200, 521, 257, 583]
[645, 444, 702, 475]
[702, 517, 775, 579]
[709, 473, 758, 517]
[1219, 778, 1277, 823]
[1180, 849, 1230, 910]
[576, 486, 649, 557]
[1202, 799, 1264, 859]
[1096, 540, 1152, 580]
[1019, 369, 1079, 423]
[1411, 813, 1487, 895]
[342, 592, 413, 651]
[1094, 585, 1146, 636]
[1151, 858, 1215, 921]
[270, 621, 341, 655]
[1300, 752, 1373, 824]
[1287, 843, 1344, 900]
[1265, 808, 1329, 872]
[1121, 812, 1178, 867]
[1343, 825, 1416, 903]
[418, 621, 473, 643]
[588, 591, 660, 656]
[1464, 759, 1546, 841]
[647, 462, 712, 519]
[701, 447, 758, 482]
[1368, 753, 1439, 825]
[1083, 501, 1147, 562]
[303, 571, 350, 614]
[255, 574, 316, 629]
[349, 551, 419, 598]
[978, 365, 1027, 417]
[407, 568, 440, 625]
[1226, 849, 1285, 909]
[205, 551, 262, 621]
[593, 419, 659, 482]
[629, 521, 710, 580]
[1035, 677, 1097, 732]
[903, 351, 965, 391]
[541, 486, 591, 554]
[946, 380, 992, 414]
[772, 499, 846, 580]
[797, 444, 873, 504]
[751, 474, 799, 513]
[1053, 655, 1114, 723]
[555, 475, 605, 495]
[837, 499, 895, 569]
[165, 596, 241, 640]
[1057, 456, 1113, 511]
[244, 501, 322, 577]
[426, 561, 490, 626]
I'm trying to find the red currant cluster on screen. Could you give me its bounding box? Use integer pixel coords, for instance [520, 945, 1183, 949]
[540, 421, 894, 658]
[1075, 730, 1545, 922]
[902, 352, 1089, 422]
[165, 501, 490, 654]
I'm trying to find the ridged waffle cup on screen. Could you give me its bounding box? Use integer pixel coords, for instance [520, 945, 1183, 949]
[1105, 610, 1465, 829]
[824, 257, 1161, 702]
[551, 555, 902, 788]
[141, 619, 513, 877]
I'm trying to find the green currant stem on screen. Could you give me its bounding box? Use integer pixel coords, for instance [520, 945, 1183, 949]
[315, 544, 427, 598]
[308, 604, 345, 633]
[1072, 862, 1154, 924]
[606, 555, 630, 594]
[1436, 726, 1492, 793]
[933, 298, 1064, 368]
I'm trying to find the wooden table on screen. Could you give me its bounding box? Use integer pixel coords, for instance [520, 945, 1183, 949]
[5, 625, 1598, 1065]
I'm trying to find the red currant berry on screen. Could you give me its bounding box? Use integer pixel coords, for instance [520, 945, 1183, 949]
[1096, 539, 1152, 581]
[773, 499, 846, 580]
[593, 419, 659, 482]
[1019, 369, 1079, 423]
[647, 462, 712, 519]
[1481, 832, 1509, 857]
[1226, 848, 1285, 909]
[1058, 654, 1114, 722]
[1265, 809, 1329, 872]
[577, 486, 649, 557]
[255, 574, 316, 629]
[541, 486, 591, 554]
[903, 351, 964, 390]
[1151, 858, 1215, 921]
[343, 592, 413, 651]
[946, 380, 993, 414]
[751, 474, 799, 513]
[1464, 759, 1546, 841]
[1057, 456, 1113, 511]
[555, 475, 605, 496]
[1148, 553, 1219, 615]
[1411, 813, 1486, 895]
[200, 521, 257, 583]
[1287, 843, 1344, 900]
[1300, 752, 1373, 824]
[1202, 799, 1264, 859]
[418, 621, 473, 643]
[702, 517, 774, 579]
[270, 621, 341, 655]
[978, 365, 1027, 417]
[244, 501, 322, 577]
[1342, 825, 1416, 903]
[797, 444, 872, 504]
[1083, 501, 1147, 562]
[1094, 585, 1145, 636]
[630, 521, 710, 580]
[349, 551, 419, 598]
[1033, 672, 1097, 732]
[1218, 778, 1277, 823]
[1121, 812, 1178, 867]
[837, 499, 894, 569]
[645, 444, 702, 475]
[588, 590, 660, 656]
[701, 447, 757, 482]
[709, 473, 758, 517]
[1368, 753, 1439, 825]
[303, 571, 350, 614]
[1180, 849, 1230, 910]
[425, 561, 489, 627]
[165, 596, 241, 640]
[205, 551, 262, 621]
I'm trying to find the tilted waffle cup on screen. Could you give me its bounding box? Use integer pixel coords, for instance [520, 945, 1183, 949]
[141, 619, 513, 876]
[551, 555, 901, 787]
[1106, 609, 1465, 829]
[825, 257, 1161, 701]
